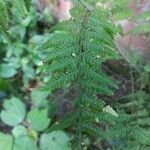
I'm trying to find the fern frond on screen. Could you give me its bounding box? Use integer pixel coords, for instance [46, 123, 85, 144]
[82, 124, 106, 139]
[106, 125, 130, 139]
[23, 0, 31, 12]
[110, 0, 131, 19]
[48, 111, 77, 132]
[13, 0, 27, 17]
[130, 127, 150, 145]
[39, 0, 122, 147]
[0, 1, 9, 33]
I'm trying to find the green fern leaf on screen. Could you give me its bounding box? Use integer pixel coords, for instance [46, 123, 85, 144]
[23, 0, 31, 12]
[39, 0, 121, 146]
[0, 1, 9, 33]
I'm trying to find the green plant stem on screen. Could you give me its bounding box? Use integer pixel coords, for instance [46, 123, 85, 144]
[77, 97, 82, 150]
[76, 1, 91, 149]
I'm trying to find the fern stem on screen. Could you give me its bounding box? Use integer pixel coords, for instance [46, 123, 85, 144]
[79, 0, 92, 11]
[76, 2, 91, 148]
[77, 97, 82, 150]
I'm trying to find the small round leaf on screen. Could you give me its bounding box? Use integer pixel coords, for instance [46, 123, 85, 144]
[0, 64, 17, 78]
[0, 97, 26, 126]
[27, 108, 50, 132]
[12, 125, 27, 138]
[40, 130, 71, 150]
[0, 132, 13, 150]
[13, 136, 37, 150]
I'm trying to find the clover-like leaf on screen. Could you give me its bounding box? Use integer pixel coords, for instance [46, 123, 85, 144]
[0, 97, 26, 126]
[13, 136, 38, 150]
[12, 125, 38, 150]
[0, 64, 17, 78]
[144, 64, 150, 73]
[27, 108, 50, 132]
[0, 132, 13, 150]
[40, 130, 71, 150]
[12, 125, 27, 138]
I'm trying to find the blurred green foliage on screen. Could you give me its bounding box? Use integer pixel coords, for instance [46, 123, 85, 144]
[0, 1, 71, 150]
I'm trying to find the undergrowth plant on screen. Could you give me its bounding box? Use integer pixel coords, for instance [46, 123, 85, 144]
[0, 0, 52, 91]
[36, 0, 131, 148]
[118, 62, 150, 150]
[111, 1, 150, 149]
[37, 0, 150, 149]
[0, 95, 72, 150]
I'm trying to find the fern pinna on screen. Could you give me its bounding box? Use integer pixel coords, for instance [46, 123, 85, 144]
[0, 0, 31, 36]
[38, 0, 122, 148]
